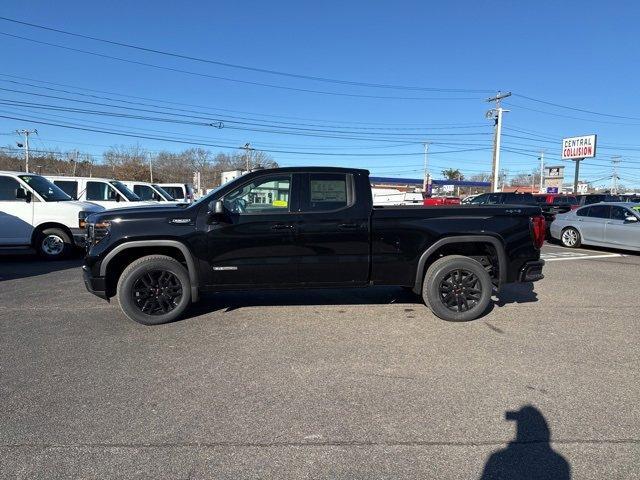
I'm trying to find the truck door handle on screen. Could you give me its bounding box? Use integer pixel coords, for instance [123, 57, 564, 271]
[271, 223, 294, 230]
[338, 223, 359, 229]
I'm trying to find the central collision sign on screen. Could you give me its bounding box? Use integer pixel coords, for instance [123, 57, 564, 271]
[562, 134, 597, 160]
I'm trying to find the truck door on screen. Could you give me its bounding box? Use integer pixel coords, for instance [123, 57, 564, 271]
[0, 175, 34, 245]
[205, 173, 301, 286]
[294, 172, 370, 286]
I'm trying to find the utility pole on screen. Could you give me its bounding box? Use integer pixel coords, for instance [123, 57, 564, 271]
[611, 156, 621, 194]
[243, 143, 252, 172]
[422, 142, 430, 195]
[538, 150, 545, 193]
[15, 129, 37, 173]
[149, 153, 154, 183]
[486, 92, 511, 192]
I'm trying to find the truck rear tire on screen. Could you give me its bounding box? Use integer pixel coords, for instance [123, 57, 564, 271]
[36, 227, 73, 260]
[117, 255, 191, 325]
[423, 255, 492, 322]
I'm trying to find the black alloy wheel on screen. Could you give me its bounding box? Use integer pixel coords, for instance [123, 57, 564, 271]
[438, 268, 482, 313]
[132, 270, 184, 315]
[423, 255, 493, 322]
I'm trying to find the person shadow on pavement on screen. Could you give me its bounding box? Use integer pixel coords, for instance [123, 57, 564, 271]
[480, 405, 571, 480]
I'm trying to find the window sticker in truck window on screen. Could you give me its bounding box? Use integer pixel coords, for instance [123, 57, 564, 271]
[311, 180, 347, 202]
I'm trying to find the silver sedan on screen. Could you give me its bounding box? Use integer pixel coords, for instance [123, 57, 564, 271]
[550, 202, 640, 251]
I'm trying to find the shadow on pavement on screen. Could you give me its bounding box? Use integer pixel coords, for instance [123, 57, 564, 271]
[495, 282, 538, 307]
[480, 405, 571, 480]
[184, 286, 420, 318]
[0, 254, 83, 282]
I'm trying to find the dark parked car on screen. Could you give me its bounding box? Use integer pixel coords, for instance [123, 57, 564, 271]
[83, 167, 545, 325]
[576, 194, 622, 206]
[468, 192, 537, 206]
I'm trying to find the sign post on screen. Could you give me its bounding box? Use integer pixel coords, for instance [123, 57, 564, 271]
[562, 135, 597, 194]
[544, 166, 564, 193]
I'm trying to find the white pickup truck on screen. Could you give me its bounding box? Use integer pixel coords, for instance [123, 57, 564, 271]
[0, 171, 103, 259]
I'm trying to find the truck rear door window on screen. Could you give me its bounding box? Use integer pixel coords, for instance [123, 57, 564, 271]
[304, 173, 350, 212]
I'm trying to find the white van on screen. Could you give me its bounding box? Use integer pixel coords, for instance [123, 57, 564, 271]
[120, 181, 183, 203]
[156, 183, 195, 203]
[45, 176, 155, 209]
[0, 171, 103, 259]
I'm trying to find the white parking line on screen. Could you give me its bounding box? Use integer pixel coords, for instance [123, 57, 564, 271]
[543, 253, 623, 262]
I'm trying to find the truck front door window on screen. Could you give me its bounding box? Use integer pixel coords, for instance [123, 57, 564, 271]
[224, 176, 291, 214]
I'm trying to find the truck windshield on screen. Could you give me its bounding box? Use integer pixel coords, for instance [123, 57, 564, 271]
[152, 184, 175, 201]
[18, 175, 71, 202]
[109, 181, 141, 201]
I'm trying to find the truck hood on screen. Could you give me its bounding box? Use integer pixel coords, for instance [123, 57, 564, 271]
[101, 201, 171, 210]
[90, 203, 191, 221]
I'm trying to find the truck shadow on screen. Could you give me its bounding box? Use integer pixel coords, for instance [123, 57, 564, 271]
[187, 286, 421, 317]
[0, 255, 83, 282]
[184, 283, 538, 320]
[494, 282, 538, 307]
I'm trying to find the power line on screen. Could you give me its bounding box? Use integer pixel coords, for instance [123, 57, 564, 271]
[0, 88, 493, 137]
[0, 73, 488, 127]
[0, 16, 492, 94]
[513, 93, 640, 121]
[503, 101, 640, 126]
[0, 112, 493, 158]
[0, 32, 483, 102]
[0, 78, 490, 132]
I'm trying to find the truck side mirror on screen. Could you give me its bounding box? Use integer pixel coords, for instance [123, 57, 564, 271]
[207, 199, 226, 224]
[16, 187, 31, 203]
[624, 215, 638, 223]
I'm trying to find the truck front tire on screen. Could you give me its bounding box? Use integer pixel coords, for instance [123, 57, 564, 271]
[117, 255, 191, 325]
[423, 255, 492, 322]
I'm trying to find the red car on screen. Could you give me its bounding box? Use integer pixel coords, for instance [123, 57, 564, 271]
[423, 196, 461, 206]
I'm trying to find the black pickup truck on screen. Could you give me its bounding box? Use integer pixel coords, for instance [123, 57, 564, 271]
[83, 167, 545, 325]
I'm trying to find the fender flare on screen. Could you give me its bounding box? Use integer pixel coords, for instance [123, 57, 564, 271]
[99, 240, 199, 302]
[413, 235, 507, 294]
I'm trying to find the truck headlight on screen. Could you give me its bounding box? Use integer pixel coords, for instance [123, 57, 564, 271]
[78, 211, 90, 229]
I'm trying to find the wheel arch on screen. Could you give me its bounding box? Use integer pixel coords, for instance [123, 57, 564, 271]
[100, 240, 199, 302]
[31, 222, 74, 247]
[412, 235, 507, 294]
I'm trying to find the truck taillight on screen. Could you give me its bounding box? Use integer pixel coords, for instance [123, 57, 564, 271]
[530, 215, 546, 249]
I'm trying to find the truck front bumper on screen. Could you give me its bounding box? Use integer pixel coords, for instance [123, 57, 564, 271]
[519, 259, 545, 282]
[82, 265, 108, 300]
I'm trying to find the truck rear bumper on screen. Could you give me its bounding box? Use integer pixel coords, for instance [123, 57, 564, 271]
[82, 265, 108, 300]
[519, 259, 545, 282]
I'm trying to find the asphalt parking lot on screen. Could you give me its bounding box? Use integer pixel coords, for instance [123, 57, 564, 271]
[1, 244, 639, 479]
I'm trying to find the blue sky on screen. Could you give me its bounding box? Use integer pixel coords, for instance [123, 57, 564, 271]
[1, 0, 639, 188]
